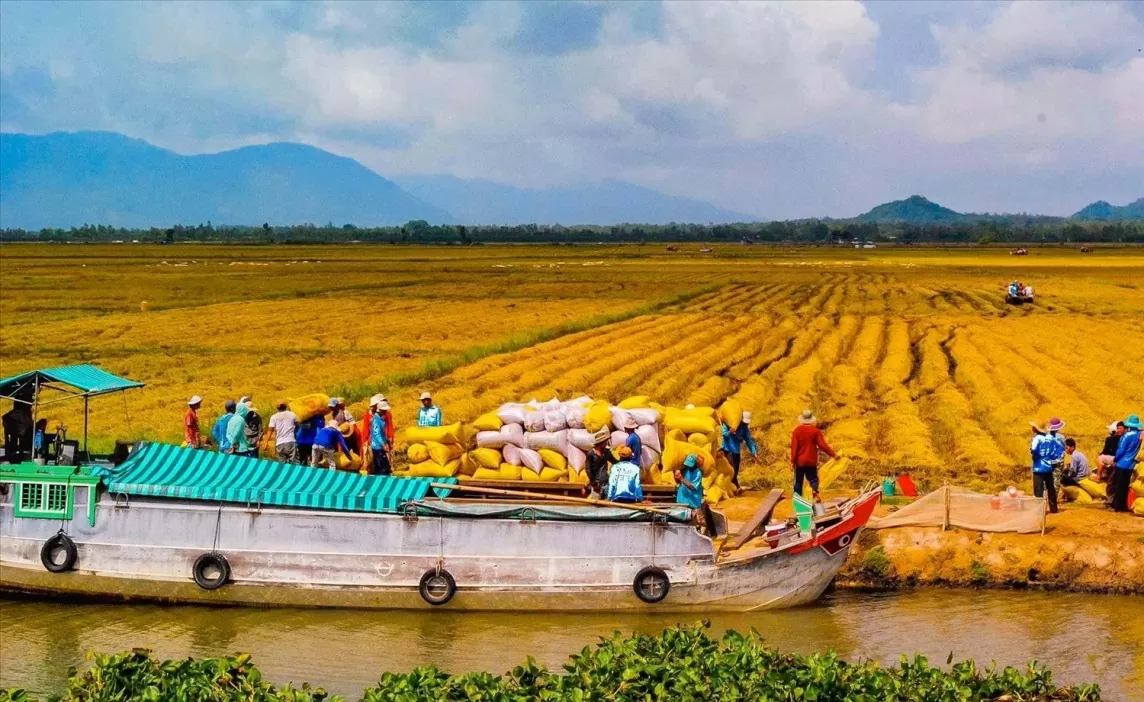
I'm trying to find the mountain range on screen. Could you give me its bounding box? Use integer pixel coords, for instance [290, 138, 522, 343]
[0, 131, 754, 229]
[0, 132, 1138, 229]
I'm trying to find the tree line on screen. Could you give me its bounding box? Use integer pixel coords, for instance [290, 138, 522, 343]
[1, 218, 1141, 244]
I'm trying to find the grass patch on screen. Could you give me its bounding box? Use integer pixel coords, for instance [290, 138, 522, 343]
[970, 559, 991, 585]
[860, 546, 892, 579]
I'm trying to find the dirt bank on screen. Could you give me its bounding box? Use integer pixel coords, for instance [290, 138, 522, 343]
[719, 493, 1144, 594]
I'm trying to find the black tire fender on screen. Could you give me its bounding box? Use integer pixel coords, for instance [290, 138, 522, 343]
[419, 569, 456, 606]
[41, 533, 78, 573]
[192, 552, 231, 590]
[633, 566, 671, 604]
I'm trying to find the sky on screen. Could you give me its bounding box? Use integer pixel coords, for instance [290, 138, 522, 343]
[1, 0, 1141, 219]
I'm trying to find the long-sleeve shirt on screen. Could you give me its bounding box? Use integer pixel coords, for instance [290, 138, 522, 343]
[295, 416, 325, 444]
[722, 423, 758, 457]
[211, 413, 233, 451]
[226, 406, 251, 453]
[606, 460, 643, 503]
[625, 432, 642, 463]
[675, 465, 704, 509]
[1065, 451, 1090, 481]
[417, 406, 443, 427]
[1113, 429, 1141, 471]
[315, 425, 351, 454]
[1030, 433, 1064, 473]
[791, 425, 835, 467]
[370, 413, 389, 451]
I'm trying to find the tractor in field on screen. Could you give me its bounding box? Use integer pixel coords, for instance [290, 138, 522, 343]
[1006, 280, 1035, 305]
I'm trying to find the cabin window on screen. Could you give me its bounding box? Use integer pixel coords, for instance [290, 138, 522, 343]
[14, 482, 72, 519]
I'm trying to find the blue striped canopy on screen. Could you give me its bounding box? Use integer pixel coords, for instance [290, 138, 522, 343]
[0, 364, 143, 400]
[95, 442, 452, 514]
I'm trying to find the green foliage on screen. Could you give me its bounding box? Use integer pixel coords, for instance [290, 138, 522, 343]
[861, 546, 892, 579]
[54, 649, 339, 702]
[0, 689, 34, 702]
[22, 626, 1101, 702]
[970, 559, 991, 585]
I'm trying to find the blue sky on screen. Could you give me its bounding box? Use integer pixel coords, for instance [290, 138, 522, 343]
[1, 0, 1141, 218]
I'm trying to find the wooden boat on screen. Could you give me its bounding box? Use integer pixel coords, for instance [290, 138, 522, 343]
[1, 442, 880, 612]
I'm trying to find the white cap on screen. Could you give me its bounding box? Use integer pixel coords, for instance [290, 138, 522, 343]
[419, 392, 432, 400]
[369, 394, 384, 408]
[188, 395, 202, 405]
[377, 400, 391, 411]
[238, 396, 251, 406]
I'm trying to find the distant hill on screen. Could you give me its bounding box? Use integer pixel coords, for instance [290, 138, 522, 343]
[0, 131, 451, 229]
[855, 195, 965, 223]
[1072, 198, 1144, 221]
[395, 174, 758, 225]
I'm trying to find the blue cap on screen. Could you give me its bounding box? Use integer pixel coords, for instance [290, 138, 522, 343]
[683, 454, 699, 468]
[328, 398, 339, 408]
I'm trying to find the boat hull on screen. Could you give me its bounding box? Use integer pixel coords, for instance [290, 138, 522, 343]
[1, 488, 876, 612]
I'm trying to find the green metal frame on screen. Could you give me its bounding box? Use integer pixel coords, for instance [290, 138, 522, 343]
[1, 462, 101, 526]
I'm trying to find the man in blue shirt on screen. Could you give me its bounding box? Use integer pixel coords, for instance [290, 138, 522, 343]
[211, 400, 236, 452]
[370, 397, 392, 475]
[721, 410, 759, 490]
[606, 447, 643, 503]
[1030, 417, 1066, 514]
[1111, 414, 1141, 512]
[417, 392, 442, 427]
[623, 419, 642, 464]
[313, 422, 352, 470]
[675, 454, 704, 509]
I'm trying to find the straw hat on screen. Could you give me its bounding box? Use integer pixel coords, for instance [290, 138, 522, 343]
[377, 400, 391, 411]
[419, 391, 432, 401]
[369, 394, 384, 408]
[339, 422, 355, 437]
[798, 409, 817, 425]
[592, 427, 611, 445]
[1047, 417, 1065, 432]
[187, 395, 202, 406]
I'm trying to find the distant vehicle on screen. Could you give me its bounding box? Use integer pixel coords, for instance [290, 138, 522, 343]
[1010, 248, 1029, 256]
[1080, 247, 1094, 253]
[1005, 281, 1035, 305]
[666, 246, 680, 252]
[700, 247, 714, 253]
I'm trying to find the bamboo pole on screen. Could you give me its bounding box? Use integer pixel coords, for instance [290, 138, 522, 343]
[428, 482, 675, 517]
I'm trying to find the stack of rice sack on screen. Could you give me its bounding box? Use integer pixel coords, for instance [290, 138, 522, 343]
[468, 398, 601, 484]
[403, 422, 467, 478]
[657, 401, 738, 504]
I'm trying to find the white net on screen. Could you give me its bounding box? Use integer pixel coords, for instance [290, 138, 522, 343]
[869, 486, 1045, 534]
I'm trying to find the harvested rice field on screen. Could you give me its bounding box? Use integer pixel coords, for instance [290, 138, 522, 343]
[2, 243, 1142, 492]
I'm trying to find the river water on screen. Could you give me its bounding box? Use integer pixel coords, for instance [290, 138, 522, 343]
[2, 590, 1141, 700]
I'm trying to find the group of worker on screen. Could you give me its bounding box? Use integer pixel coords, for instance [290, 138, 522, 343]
[589, 408, 835, 509]
[1029, 415, 1142, 513]
[182, 390, 446, 477]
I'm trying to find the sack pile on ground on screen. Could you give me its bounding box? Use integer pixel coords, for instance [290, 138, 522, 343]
[403, 423, 467, 478]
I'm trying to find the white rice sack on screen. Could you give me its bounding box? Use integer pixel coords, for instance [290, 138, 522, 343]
[501, 423, 525, 447]
[636, 424, 662, 453]
[570, 395, 593, 407]
[524, 429, 569, 453]
[520, 448, 544, 472]
[543, 410, 568, 432]
[476, 430, 510, 449]
[566, 444, 587, 473]
[568, 428, 596, 451]
[610, 430, 628, 450]
[503, 443, 524, 466]
[640, 446, 661, 471]
[610, 407, 633, 431]
[565, 407, 586, 429]
[524, 411, 546, 432]
[628, 408, 661, 426]
[497, 403, 527, 425]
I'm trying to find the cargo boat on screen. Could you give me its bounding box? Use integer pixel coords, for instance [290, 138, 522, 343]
[0, 365, 880, 612]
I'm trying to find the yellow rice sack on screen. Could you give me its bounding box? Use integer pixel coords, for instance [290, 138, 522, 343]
[538, 449, 567, 470]
[584, 401, 612, 433]
[499, 463, 523, 480]
[471, 467, 502, 480]
[289, 393, 330, 423]
[471, 447, 502, 469]
[458, 452, 478, 477]
[335, 451, 361, 471]
[1132, 479, 1144, 495]
[408, 459, 460, 478]
[568, 468, 589, 485]
[472, 413, 503, 432]
[719, 399, 743, 432]
[688, 433, 711, 449]
[662, 439, 715, 475]
[705, 486, 724, 504]
[405, 422, 464, 445]
[1135, 499, 1144, 517]
[664, 408, 717, 435]
[618, 395, 652, 409]
[701, 473, 717, 490]
[1062, 486, 1093, 504]
[801, 456, 850, 500]
[523, 466, 566, 481]
[522, 467, 543, 481]
[426, 441, 464, 465]
[714, 454, 735, 478]
[406, 443, 429, 464]
[715, 474, 736, 495]
[1077, 478, 1106, 499]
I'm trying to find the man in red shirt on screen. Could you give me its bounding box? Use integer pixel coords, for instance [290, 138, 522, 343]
[185, 396, 203, 448]
[790, 409, 836, 501]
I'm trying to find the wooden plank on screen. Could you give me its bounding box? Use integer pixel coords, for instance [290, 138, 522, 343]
[452, 479, 676, 502]
[725, 488, 785, 551]
[430, 482, 677, 516]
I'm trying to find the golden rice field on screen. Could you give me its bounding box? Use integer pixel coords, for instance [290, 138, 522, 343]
[2, 243, 1142, 491]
